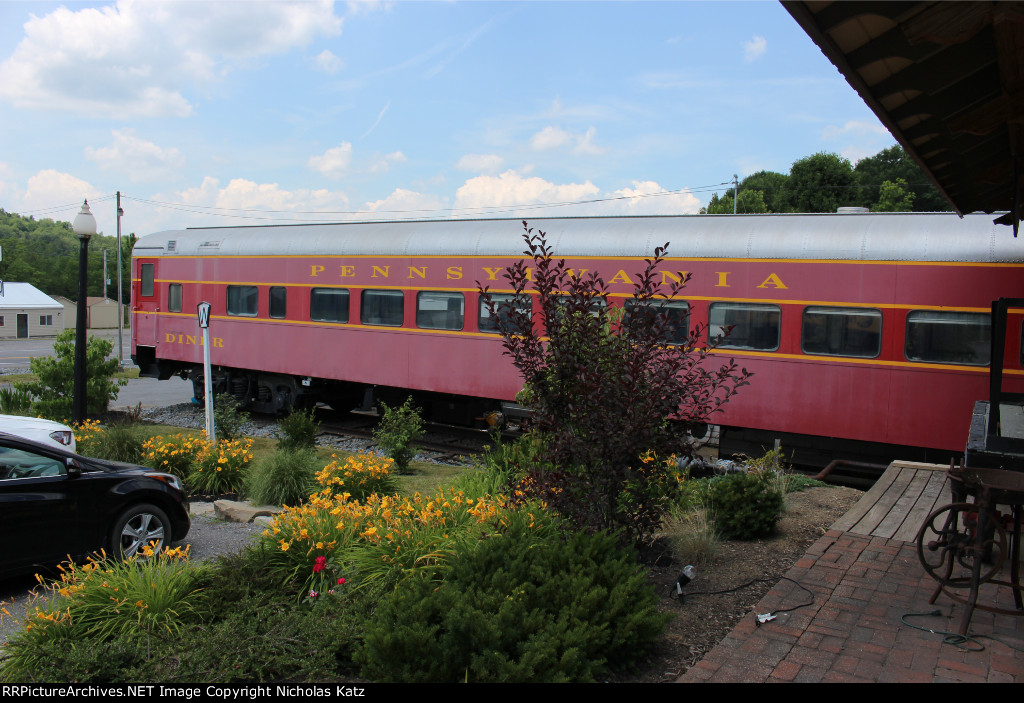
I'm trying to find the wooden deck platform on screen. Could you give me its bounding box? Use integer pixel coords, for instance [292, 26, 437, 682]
[832, 460, 953, 542]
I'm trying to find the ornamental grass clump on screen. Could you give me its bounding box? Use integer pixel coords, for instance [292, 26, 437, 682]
[245, 447, 321, 507]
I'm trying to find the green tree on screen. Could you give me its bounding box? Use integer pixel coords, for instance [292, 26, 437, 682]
[480, 222, 751, 543]
[739, 170, 790, 212]
[782, 152, 857, 213]
[700, 189, 767, 215]
[15, 329, 126, 422]
[871, 178, 915, 212]
[854, 145, 948, 212]
[0, 209, 130, 303]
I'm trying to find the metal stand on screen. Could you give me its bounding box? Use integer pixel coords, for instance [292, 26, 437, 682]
[916, 465, 1024, 634]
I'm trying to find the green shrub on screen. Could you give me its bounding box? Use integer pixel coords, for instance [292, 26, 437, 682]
[357, 524, 671, 682]
[708, 471, 784, 540]
[275, 407, 320, 451]
[14, 329, 126, 422]
[213, 393, 249, 441]
[245, 447, 320, 506]
[373, 396, 424, 474]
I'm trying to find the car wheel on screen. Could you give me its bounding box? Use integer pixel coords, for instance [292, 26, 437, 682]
[111, 504, 171, 560]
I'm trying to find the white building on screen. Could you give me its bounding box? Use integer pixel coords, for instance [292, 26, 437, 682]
[0, 283, 65, 339]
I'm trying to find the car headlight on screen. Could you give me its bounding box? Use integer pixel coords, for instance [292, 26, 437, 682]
[145, 472, 184, 493]
[49, 430, 74, 446]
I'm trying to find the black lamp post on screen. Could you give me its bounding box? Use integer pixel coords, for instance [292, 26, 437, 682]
[72, 199, 96, 423]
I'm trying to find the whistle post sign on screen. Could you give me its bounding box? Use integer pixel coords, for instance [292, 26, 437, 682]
[197, 302, 211, 328]
[198, 301, 215, 442]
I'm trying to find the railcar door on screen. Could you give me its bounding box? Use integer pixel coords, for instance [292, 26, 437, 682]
[133, 258, 159, 349]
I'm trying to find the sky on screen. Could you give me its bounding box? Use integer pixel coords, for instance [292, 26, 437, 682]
[0, 0, 897, 239]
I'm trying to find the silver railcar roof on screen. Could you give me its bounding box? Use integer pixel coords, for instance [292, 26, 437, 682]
[132, 213, 1023, 262]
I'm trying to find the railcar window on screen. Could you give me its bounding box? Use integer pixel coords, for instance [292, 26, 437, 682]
[270, 287, 287, 319]
[905, 311, 991, 366]
[479, 294, 531, 334]
[168, 284, 182, 313]
[361, 290, 404, 326]
[623, 300, 689, 344]
[141, 264, 154, 297]
[417, 292, 464, 331]
[709, 302, 780, 351]
[802, 307, 881, 358]
[310, 288, 349, 323]
[226, 285, 258, 317]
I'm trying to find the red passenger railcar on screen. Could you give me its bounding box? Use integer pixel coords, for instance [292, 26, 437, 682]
[131, 213, 1024, 466]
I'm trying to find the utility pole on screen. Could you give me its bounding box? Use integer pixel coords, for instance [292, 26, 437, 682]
[733, 174, 738, 214]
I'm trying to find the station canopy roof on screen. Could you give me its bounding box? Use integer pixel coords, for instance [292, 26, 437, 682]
[783, 1, 1024, 231]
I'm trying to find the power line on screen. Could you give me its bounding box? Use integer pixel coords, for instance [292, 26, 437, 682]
[119, 181, 734, 223]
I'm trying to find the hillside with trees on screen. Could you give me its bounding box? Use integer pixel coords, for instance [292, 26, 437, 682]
[701, 145, 948, 215]
[0, 209, 134, 303]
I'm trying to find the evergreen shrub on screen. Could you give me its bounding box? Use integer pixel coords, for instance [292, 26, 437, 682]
[357, 524, 671, 682]
[708, 471, 784, 540]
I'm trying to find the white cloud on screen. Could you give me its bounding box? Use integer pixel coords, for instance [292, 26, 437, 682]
[84, 129, 185, 183]
[314, 49, 344, 74]
[822, 120, 891, 165]
[841, 146, 879, 165]
[600, 181, 701, 215]
[573, 127, 606, 156]
[454, 170, 600, 211]
[171, 177, 350, 217]
[530, 126, 573, 151]
[455, 153, 505, 175]
[22, 170, 104, 212]
[308, 142, 354, 178]
[367, 151, 407, 174]
[530, 125, 606, 155]
[361, 188, 444, 216]
[743, 35, 767, 62]
[0, 0, 343, 118]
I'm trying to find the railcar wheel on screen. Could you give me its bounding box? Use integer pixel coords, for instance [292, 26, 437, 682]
[111, 503, 171, 560]
[916, 502, 1006, 588]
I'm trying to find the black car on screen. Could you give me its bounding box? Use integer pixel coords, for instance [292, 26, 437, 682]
[0, 431, 190, 578]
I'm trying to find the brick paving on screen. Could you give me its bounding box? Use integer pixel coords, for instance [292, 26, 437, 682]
[679, 529, 1024, 683]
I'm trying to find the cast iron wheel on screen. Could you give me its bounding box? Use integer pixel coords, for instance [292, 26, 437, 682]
[111, 503, 171, 560]
[916, 502, 1007, 588]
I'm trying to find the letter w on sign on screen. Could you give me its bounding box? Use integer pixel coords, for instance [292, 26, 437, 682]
[197, 302, 211, 328]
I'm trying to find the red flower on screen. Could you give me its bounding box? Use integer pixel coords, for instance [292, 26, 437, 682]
[337, 577, 346, 585]
[313, 556, 327, 573]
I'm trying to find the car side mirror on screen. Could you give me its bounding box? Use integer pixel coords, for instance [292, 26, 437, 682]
[65, 457, 82, 478]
